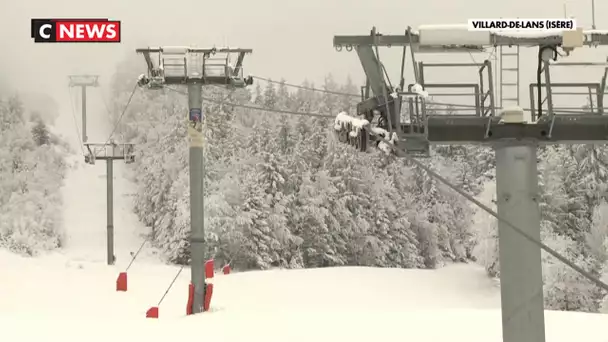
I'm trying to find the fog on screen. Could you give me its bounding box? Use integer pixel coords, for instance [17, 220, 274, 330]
[1, 0, 606, 127]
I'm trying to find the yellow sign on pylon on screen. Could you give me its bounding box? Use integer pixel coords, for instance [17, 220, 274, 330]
[188, 125, 204, 147]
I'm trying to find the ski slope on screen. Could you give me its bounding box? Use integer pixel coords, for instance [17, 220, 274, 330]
[2, 89, 607, 342]
[1, 252, 607, 342]
[58, 154, 153, 263]
[50, 86, 155, 264]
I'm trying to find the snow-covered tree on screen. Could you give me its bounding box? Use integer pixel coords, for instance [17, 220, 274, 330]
[0, 93, 68, 256]
[31, 119, 50, 146]
[111, 71, 480, 274]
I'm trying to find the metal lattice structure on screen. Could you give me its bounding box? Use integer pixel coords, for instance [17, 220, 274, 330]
[333, 25, 608, 342]
[135, 46, 253, 89]
[333, 27, 608, 155]
[84, 142, 135, 165]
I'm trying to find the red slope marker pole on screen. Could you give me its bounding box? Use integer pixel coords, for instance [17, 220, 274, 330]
[186, 283, 195, 315]
[205, 259, 215, 279]
[116, 272, 127, 291]
[203, 259, 215, 312]
[116, 239, 147, 292]
[222, 264, 231, 275]
[147, 264, 185, 319]
[187, 259, 214, 314]
[146, 307, 159, 318]
[203, 283, 214, 312]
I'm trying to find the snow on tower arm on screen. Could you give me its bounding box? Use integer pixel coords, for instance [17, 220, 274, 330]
[334, 112, 370, 138]
[370, 127, 399, 156]
[334, 112, 369, 130]
[411, 83, 429, 98]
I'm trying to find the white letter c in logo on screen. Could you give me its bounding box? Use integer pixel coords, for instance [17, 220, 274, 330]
[39, 24, 51, 39]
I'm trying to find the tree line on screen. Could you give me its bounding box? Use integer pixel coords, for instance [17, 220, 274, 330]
[109, 59, 608, 313]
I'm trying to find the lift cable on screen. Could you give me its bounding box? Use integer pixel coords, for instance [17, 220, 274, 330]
[94, 83, 139, 157]
[66, 86, 86, 156]
[98, 86, 118, 129]
[251, 75, 596, 115]
[164, 86, 335, 118]
[393, 145, 608, 292]
[251, 75, 361, 97]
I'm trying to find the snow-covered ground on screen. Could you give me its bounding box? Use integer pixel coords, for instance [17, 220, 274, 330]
[50, 86, 156, 263]
[1, 251, 607, 342]
[2, 90, 608, 342]
[58, 154, 155, 263]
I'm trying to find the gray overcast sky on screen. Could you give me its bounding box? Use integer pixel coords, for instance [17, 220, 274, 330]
[0, 0, 607, 112]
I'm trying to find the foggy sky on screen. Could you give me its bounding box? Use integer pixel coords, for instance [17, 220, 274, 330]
[1, 0, 607, 114]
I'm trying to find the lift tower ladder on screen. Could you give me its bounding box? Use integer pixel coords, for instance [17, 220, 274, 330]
[499, 45, 520, 107]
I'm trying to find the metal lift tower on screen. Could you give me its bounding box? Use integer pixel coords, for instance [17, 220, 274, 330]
[135, 46, 253, 314]
[333, 26, 608, 342]
[68, 75, 99, 143]
[84, 142, 136, 265]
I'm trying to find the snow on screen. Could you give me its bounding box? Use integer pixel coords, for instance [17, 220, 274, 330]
[59, 155, 152, 262]
[335, 112, 369, 130]
[378, 140, 393, 154]
[371, 127, 398, 143]
[391, 132, 399, 142]
[371, 127, 399, 155]
[162, 46, 189, 54]
[216, 46, 242, 50]
[2, 249, 608, 341]
[498, 106, 526, 123]
[3, 87, 608, 342]
[371, 127, 390, 137]
[500, 105, 524, 113]
[411, 83, 429, 98]
[50, 88, 155, 264]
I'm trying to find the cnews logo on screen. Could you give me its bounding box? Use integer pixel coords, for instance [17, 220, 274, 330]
[31, 18, 121, 43]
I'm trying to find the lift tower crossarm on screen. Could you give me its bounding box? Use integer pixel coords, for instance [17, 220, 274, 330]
[334, 30, 400, 135]
[68, 75, 99, 87]
[357, 46, 390, 97]
[135, 47, 253, 54]
[334, 30, 608, 47]
[136, 46, 254, 87]
[419, 114, 608, 144]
